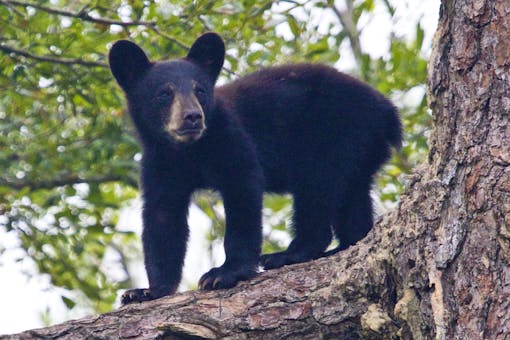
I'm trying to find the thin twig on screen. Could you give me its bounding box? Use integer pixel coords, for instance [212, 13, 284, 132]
[0, 44, 108, 67]
[147, 26, 188, 51]
[330, 1, 364, 68]
[0, 0, 156, 27]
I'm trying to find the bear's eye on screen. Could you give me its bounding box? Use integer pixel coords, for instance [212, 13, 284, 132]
[155, 88, 174, 102]
[195, 86, 206, 95]
[194, 85, 207, 102]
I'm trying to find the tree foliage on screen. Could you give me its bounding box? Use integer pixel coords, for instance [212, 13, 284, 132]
[0, 0, 431, 319]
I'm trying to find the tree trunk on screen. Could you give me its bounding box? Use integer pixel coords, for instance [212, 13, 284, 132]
[2, 0, 509, 338]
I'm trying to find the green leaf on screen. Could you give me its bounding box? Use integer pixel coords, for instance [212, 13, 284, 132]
[415, 22, 425, 50]
[287, 15, 301, 37]
[61, 296, 76, 309]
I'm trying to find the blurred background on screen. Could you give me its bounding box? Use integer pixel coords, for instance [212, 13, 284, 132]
[0, 0, 438, 334]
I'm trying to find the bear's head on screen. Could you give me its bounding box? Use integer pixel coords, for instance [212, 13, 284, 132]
[109, 32, 225, 145]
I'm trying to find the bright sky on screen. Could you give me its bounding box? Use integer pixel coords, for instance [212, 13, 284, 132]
[0, 0, 440, 335]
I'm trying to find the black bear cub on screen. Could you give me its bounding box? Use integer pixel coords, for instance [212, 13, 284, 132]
[109, 32, 402, 304]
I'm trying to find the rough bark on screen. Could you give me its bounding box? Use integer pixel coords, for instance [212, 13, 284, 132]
[2, 0, 510, 338]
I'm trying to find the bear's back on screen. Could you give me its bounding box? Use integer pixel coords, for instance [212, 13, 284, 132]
[214, 64, 400, 193]
[216, 64, 396, 141]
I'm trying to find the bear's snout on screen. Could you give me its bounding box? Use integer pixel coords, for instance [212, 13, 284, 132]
[182, 110, 203, 128]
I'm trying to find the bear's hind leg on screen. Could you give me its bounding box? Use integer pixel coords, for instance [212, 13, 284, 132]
[261, 192, 333, 270]
[333, 184, 374, 251]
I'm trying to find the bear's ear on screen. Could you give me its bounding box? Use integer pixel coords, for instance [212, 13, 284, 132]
[109, 40, 152, 92]
[186, 32, 225, 83]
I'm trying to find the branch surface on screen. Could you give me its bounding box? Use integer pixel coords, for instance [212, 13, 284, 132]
[0, 221, 401, 339]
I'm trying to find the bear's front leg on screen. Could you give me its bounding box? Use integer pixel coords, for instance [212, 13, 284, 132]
[198, 183, 263, 290]
[121, 187, 191, 305]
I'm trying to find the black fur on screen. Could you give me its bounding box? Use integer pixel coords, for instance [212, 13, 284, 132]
[109, 32, 402, 304]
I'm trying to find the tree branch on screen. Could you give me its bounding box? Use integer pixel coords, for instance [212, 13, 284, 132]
[0, 44, 108, 68]
[0, 0, 156, 27]
[0, 0, 191, 65]
[146, 25, 188, 51]
[0, 223, 401, 339]
[330, 1, 364, 68]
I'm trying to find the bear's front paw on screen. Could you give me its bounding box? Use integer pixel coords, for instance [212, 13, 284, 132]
[121, 288, 153, 305]
[198, 264, 257, 290]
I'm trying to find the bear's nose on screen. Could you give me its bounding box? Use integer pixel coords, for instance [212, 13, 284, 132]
[183, 110, 203, 125]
